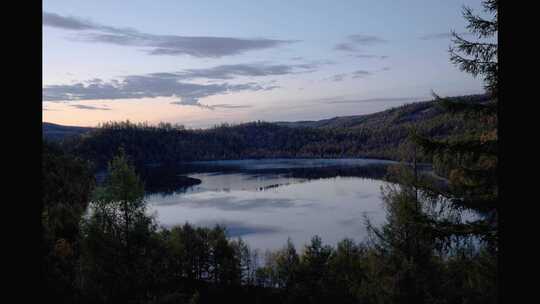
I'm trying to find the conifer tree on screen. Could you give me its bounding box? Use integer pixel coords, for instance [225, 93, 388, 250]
[407, 1, 498, 301]
[414, 0, 498, 247]
[450, 0, 498, 96]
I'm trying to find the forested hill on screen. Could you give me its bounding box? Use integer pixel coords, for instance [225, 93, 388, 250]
[46, 94, 493, 169]
[275, 94, 489, 129]
[42, 122, 93, 142]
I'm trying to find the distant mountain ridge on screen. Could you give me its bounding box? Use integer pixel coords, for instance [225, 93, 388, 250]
[43, 94, 494, 169]
[275, 94, 489, 129]
[42, 122, 93, 142]
[43, 94, 489, 142]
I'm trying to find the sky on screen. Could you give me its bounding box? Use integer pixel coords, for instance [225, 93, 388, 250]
[43, 0, 487, 128]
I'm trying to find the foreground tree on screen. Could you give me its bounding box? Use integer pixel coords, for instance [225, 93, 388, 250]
[364, 163, 451, 304]
[80, 148, 159, 303]
[42, 141, 95, 303]
[409, 0, 498, 302]
[450, 0, 498, 96]
[415, 0, 498, 249]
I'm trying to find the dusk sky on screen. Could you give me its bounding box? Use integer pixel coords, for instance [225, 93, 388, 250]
[43, 0, 486, 128]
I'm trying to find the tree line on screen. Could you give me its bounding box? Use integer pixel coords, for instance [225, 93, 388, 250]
[55, 94, 493, 173]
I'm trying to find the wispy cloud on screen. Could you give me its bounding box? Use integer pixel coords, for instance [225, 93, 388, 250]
[334, 43, 360, 52]
[43, 12, 98, 30]
[348, 34, 388, 45]
[321, 96, 423, 104]
[43, 76, 269, 107]
[351, 70, 372, 79]
[209, 104, 253, 109]
[42, 62, 318, 106]
[351, 54, 388, 60]
[42, 107, 61, 112]
[43, 12, 297, 58]
[325, 69, 376, 82]
[334, 34, 388, 53]
[161, 62, 317, 80]
[330, 73, 348, 82]
[69, 104, 111, 111]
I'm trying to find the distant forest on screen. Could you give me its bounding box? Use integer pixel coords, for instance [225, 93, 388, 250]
[48, 94, 493, 172]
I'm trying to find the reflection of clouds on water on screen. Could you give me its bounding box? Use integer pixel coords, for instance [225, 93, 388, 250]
[151, 193, 311, 211]
[158, 219, 288, 237]
[244, 174, 283, 181]
[186, 172, 306, 193]
[195, 219, 288, 237]
[338, 211, 380, 228]
[338, 217, 362, 227]
[356, 193, 374, 200]
[146, 159, 391, 251]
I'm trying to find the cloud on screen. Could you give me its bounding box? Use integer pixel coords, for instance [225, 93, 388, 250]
[43, 12, 97, 30]
[348, 34, 388, 45]
[323, 70, 373, 82]
[419, 32, 472, 40]
[335, 34, 387, 53]
[262, 85, 281, 91]
[42, 62, 318, 106]
[351, 54, 388, 60]
[321, 96, 423, 104]
[334, 43, 360, 52]
[209, 104, 253, 109]
[43, 11, 297, 58]
[43, 76, 270, 107]
[325, 65, 389, 83]
[351, 70, 372, 78]
[330, 73, 348, 82]
[69, 104, 111, 111]
[167, 63, 317, 80]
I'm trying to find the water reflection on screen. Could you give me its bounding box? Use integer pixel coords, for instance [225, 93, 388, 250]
[193, 219, 288, 237]
[142, 158, 396, 195]
[144, 159, 393, 251]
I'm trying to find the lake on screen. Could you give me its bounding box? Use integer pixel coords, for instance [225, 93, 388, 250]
[144, 158, 398, 252]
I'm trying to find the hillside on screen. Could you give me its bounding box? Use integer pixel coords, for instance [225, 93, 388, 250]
[276, 94, 490, 129]
[42, 122, 93, 142]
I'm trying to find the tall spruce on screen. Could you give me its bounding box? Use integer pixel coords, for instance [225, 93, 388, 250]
[410, 0, 498, 299]
[415, 0, 498, 246]
[450, 0, 498, 96]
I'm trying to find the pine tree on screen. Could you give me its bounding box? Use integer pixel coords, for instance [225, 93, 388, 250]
[407, 0, 498, 301]
[413, 0, 498, 248]
[450, 0, 498, 96]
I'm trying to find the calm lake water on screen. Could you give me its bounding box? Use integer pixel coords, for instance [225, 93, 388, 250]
[145, 158, 397, 251]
